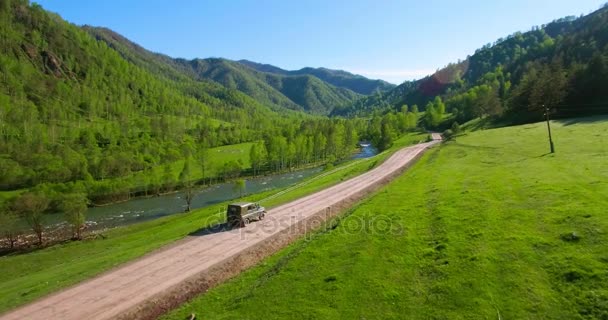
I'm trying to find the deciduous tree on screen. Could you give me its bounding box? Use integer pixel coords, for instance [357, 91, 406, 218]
[60, 193, 87, 240]
[13, 192, 49, 245]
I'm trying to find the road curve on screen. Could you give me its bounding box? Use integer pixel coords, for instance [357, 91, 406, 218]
[1, 135, 441, 320]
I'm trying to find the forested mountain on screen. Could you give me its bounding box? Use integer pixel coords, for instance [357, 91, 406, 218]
[85, 27, 369, 115]
[175, 58, 362, 115]
[0, 1, 365, 207]
[238, 60, 396, 95]
[335, 5, 608, 125]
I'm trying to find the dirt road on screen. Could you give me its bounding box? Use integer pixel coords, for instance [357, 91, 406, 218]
[1, 136, 441, 320]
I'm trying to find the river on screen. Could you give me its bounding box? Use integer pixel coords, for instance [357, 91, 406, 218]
[31, 144, 378, 232]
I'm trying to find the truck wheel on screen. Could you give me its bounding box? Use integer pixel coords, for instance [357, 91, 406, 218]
[244, 218, 250, 225]
[259, 213, 265, 220]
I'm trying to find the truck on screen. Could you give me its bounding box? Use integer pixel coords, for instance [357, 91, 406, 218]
[226, 202, 266, 228]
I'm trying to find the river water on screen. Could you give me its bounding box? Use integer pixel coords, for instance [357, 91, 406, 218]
[84, 166, 324, 229]
[35, 144, 378, 232]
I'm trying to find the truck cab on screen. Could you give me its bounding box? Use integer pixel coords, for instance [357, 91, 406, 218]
[226, 202, 266, 228]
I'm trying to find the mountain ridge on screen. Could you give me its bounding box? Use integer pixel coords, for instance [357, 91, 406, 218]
[85, 27, 394, 114]
[237, 59, 396, 95]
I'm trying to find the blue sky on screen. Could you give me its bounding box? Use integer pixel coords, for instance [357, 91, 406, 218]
[37, 0, 604, 84]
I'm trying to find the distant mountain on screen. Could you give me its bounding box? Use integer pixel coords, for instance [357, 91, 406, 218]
[335, 6, 608, 123]
[86, 27, 383, 115]
[237, 60, 289, 75]
[238, 60, 396, 95]
[176, 58, 365, 114]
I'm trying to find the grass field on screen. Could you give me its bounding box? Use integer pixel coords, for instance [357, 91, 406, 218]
[163, 116, 608, 320]
[0, 133, 426, 313]
[126, 141, 255, 189]
[159, 141, 254, 182]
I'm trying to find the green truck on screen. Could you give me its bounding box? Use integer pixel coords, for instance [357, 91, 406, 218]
[226, 202, 266, 228]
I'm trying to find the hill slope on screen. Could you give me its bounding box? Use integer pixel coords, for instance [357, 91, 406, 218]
[0, 1, 361, 204]
[0, 1, 282, 182]
[336, 6, 608, 124]
[178, 58, 363, 114]
[85, 27, 369, 115]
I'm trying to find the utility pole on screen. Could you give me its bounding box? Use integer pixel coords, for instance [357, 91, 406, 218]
[544, 105, 555, 153]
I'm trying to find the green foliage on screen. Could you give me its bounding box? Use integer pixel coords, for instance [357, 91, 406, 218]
[423, 103, 442, 128]
[60, 193, 87, 239]
[366, 111, 418, 152]
[249, 143, 266, 177]
[0, 204, 19, 248]
[11, 192, 49, 244]
[179, 158, 193, 184]
[450, 121, 461, 134]
[232, 179, 246, 198]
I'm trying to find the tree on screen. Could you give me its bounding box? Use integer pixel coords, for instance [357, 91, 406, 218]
[233, 179, 246, 198]
[60, 193, 87, 240]
[183, 186, 195, 213]
[179, 158, 193, 184]
[162, 164, 175, 193]
[377, 117, 395, 151]
[424, 104, 441, 128]
[196, 147, 209, 184]
[451, 121, 462, 134]
[221, 160, 243, 181]
[0, 205, 19, 248]
[313, 132, 327, 162]
[179, 158, 195, 212]
[12, 192, 49, 245]
[249, 143, 266, 177]
[434, 96, 446, 115]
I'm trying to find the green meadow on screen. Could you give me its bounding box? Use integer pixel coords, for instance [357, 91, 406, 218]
[163, 116, 608, 320]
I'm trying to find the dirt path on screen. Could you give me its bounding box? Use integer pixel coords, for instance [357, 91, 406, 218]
[0, 137, 441, 320]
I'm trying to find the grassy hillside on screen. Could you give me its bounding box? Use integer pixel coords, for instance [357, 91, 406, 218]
[164, 116, 608, 319]
[0, 132, 425, 314]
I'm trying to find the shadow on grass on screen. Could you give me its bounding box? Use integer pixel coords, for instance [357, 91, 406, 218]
[450, 141, 499, 150]
[555, 114, 608, 126]
[0, 238, 78, 258]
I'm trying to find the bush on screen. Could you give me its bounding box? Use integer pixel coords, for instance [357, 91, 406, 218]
[442, 129, 454, 140]
[451, 121, 462, 134]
